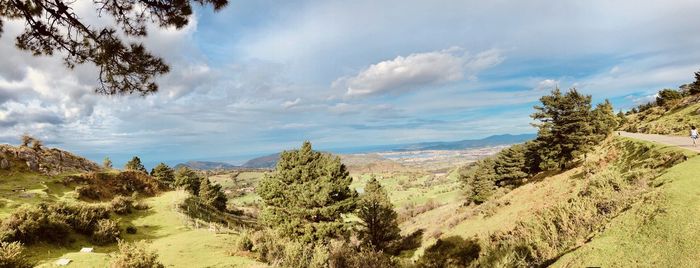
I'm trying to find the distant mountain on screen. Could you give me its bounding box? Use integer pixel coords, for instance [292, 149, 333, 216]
[394, 133, 536, 151]
[241, 153, 280, 169]
[174, 160, 238, 170]
[233, 133, 536, 169]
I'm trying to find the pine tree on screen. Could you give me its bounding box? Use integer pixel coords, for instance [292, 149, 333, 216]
[198, 178, 228, 211]
[493, 144, 530, 186]
[124, 156, 147, 173]
[531, 88, 596, 170]
[150, 163, 175, 186]
[257, 141, 358, 243]
[1, 0, 227, 95]
[460, 158, 497, 204]
[616, 111, 627, 126]
[357, 177, 401, 252]
[591, 99, 617, 142]
[174, 167, 201, 196]
[690, 71, 700, 95]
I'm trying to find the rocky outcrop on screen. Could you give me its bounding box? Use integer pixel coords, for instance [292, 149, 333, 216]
[0, 144, 100, 175]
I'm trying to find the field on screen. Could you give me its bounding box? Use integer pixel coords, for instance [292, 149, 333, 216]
[26, 191, 260, 267]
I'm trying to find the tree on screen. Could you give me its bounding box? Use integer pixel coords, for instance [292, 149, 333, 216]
[20, 134, 33, 147]
[30, 138, 43, 150]
[656, 89, 682, 106]
[198, 177, 227, 211]
[531, 88, 597, 170]
[460, 158, 497, 204]
[0, 0, 227, 95]
[150, 163, 174, 186]
[591, 99, 617, 141]
[357, 178, 401, 252]
[124, 156, 147, 173]
[616, 111, 627, 126]
[492, 144, 530, 187]
[690, 71, 700, 95]
[174, 167, 200, 196]
[257, 141, 358, 243]
[103, 157, 113, 169]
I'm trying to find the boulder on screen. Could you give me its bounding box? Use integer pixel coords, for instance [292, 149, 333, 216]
[0, 158, 8, 170]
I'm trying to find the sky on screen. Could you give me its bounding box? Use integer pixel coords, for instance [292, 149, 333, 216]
[1, 0, 700, 168]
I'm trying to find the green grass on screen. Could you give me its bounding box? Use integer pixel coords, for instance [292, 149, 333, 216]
[625, 101, 700, 135]
[0, 171, 80, 218]
[31, 191, 261, 267]
[553, 145, 700, 266]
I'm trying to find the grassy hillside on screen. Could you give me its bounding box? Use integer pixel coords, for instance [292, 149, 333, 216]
[554, 140, 700, 266]
[622, 95, 700, 135]
[30, 191, 260, 267]
[404, 136, 695, 264]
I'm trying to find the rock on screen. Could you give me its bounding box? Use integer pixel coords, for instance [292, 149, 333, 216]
[26, 160, 38, 171]
[0, 158, 8, 170]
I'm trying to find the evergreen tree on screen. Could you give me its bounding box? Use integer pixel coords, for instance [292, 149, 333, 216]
[174, 167, 201, 196]
[150, 163, 175, 186]
[357, 178, 401, 252]
[124, 156, 147, 173]
[656, 89, 683, 106]
[690, 71, 700, 95]
[1, 0, 227, 95]
[460, 158, 497, 204]
[616, 111, 628, 126]
[257, 141, 358, 243]
[531, 88, 596, 170]
[591, 99, 618, 141]
[198, 178, 228, 211]
[492, 144, 530, 186]
[103, 157, 113, 169]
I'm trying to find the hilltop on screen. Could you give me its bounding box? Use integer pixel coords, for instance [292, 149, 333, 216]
[0, 144, 100, 175]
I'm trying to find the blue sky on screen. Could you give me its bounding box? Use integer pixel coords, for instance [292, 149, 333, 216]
[1, 0, 700, 168]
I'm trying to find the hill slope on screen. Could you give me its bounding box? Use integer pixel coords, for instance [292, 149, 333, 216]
[622, 94, 700, 135]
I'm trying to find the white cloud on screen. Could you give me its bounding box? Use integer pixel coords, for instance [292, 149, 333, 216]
[282, 98, 301, 109]
[534, 79, 559, 91]
[334, 47, 503, 97]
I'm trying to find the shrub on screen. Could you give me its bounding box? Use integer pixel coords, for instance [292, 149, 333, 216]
[327, 240, 397, 268]
[76, 185, 102, 200]
[0, 204, 71, 244]
[110, 240, 164, 268]
[126, 226, 138, 234]
[416, 236, 481, 268]
[92, 219, 121, 245]
[0, 241, 33, 268]
[58, 203, 111, 235]
[111, 196, 134, 215]
[235, 231, 254, 252]
[0, 203, 112, 245]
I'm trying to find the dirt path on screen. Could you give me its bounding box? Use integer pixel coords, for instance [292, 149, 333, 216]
[618, 131, 700, 152]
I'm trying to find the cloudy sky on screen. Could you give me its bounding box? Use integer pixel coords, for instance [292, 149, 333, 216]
[2, 0, 700, 168]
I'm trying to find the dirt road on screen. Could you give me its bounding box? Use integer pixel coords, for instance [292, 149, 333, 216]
[618, 131, 700, 152]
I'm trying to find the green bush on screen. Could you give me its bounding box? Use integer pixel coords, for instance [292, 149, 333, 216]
[111, 196, 134, 215]
[76, 185, 102, 200]
[56, 203, 110, 235]
[327, 241, 397, 268]
[416, 236, 481, 268]
[0, 241, 33, 268]
[110, 240, 164, 268]
[0, 204, 71, 244]
[0, 202, 111, 245]
[92, 219, 121, 245]
[126, 226, 138, 234]
[235, 231, 254, 252]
